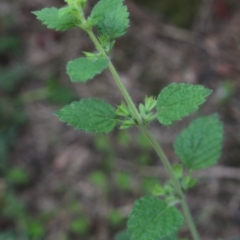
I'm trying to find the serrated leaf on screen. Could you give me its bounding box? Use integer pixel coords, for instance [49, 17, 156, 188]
[127, 196, 184, 240]
[174, 115, 223, 170]
[66, 57, 109, 82]
[156, 83, 212, 125]
[90, 0, 129, 39]
[58, 6, 75, 17]
[55, 98, 118, 133]
[33, 7, 79, 31]
[116, 102, 130, 117]
[96, 6, 129, 39]
[145, 96, 156, 112]
[90, 0, 123, 22]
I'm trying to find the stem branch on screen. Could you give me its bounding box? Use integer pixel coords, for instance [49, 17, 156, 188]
[86, 28, 200, 240]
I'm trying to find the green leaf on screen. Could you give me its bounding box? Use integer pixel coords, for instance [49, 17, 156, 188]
[90, 0, 129, 39]
[55, 98, 118, 133]
[96, 6, 129, 39]
[127, 196, 184, 240]
[90, 0, 123, 22]
[116, 102, 130, 117]
[182, 176, 197, 190]
[172, 164, 183, 179]
[144, 96, 156, 112]
[58, 6, 75, 17]
[156, 83, 212, 125]
[160, 233, 178, 240]
[33, 7, 79, 31]
[66, 57, 109, 82]
[152, 183, 165, 196]
[174, 115, 223, 170]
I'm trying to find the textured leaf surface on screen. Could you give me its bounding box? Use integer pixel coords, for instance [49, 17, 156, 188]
[174, 115, 223, 170]
[33, 7, 78, 31]
[90, 0, 123, 21]
[156, 83, 212, 125]
[66, 57, 109, 82]
[55, 98, 118, 133]
[90, 0, 129, 39]
[127, 197, 184, 240]
[161, 234, 178, 240]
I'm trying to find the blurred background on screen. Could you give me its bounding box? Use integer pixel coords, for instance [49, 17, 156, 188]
[0, 0, 240, 239]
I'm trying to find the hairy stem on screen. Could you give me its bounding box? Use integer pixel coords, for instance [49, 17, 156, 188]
[87, 29, 200, 240]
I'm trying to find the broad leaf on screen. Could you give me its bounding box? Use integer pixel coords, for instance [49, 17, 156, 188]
[33, 7, 79, 31]
[66, 57, 109, 82]
[55, 98, 118, 133]
[156, 83, 212, 125]
[96, 6, 129, 39]
[90, 0, 123, 22]
[90, 0, 129, 39]
[127, 197, 184, 240]
[174, 115, 223, 170]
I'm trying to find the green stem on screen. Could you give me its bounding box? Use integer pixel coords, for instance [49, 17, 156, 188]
[140, 126, 200, 240]
[86, 29, 200, 240]
[86, 30, 142, 125]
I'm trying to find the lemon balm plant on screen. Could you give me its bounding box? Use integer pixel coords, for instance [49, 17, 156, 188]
[33, 0, 223, 239]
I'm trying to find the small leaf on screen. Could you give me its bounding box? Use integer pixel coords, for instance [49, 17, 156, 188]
[182, 176, 197, 190]
[66, 57, 109, 83]
[139, 103, 145, 115]
[144, 96, 156, 112]
[55, 98, 118, 133]
[33, 7, 79, 31]
[174, 115, 223, 170]
[127, 196, 184, 240]
[90, 0, 129, 39]
[145, 113, 156, 123]
[173, 164, 183, 179]
[152, 183, 165, 196]
[156, 83, 212, 125]
[119, 119, 135, 130]
[116, 102, 130, 117]
[82, 51, 99, 58]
